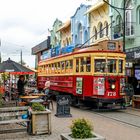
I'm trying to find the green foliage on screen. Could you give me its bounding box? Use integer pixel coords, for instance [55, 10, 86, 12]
[31, 102, 45, 111]
[70, 118, 94, 139]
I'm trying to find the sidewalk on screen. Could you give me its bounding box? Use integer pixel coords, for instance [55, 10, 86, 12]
[0, 102, 140, 140]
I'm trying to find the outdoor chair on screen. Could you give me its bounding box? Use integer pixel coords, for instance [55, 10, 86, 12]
[42, 94, 53, 110]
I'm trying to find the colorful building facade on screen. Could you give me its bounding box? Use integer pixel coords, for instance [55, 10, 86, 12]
[110, 0, 140, 78]
[57, 20, 71, 48]
[71, 4, 91, 47]
[50, 18, 62, 48]
[86, 0, 110, 44]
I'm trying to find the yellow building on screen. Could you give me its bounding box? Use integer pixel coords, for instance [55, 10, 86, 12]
[86, 0, 110, 44]
[57, 20, 71, 48]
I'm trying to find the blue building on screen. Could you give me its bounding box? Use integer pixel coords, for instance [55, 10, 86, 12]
[71, 4, 91, 47]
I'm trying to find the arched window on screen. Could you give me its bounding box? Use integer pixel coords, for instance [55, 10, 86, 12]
[99, 22, 104, 38]
[84, 30, 88, 43]
[125, 0, 133, 35]
[78, 23, 82, 44]
[92, 27, 97, 41]
[136, 6, 140, 24]
[75, 35, 78, 45]
[116, 15, 123, 34]
[104, 21, 109, 36]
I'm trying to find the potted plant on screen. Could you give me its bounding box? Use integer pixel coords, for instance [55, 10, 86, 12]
[61, 118, 105, 140]
[30, 102, 52, 135]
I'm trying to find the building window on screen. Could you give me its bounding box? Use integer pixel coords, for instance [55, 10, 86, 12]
[99, 23, 104, 38]
[104, 21, 109, 36]
[136, 6, 140, 24]
[93, 27, 97, 40]
[125, 0, 133, 35]
[84, 30, 88, 44]
[78, 23, 82, 44]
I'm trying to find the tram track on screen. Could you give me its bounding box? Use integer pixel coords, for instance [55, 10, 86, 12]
[77, 106, 140, 129]
[92, 110, 140, 129]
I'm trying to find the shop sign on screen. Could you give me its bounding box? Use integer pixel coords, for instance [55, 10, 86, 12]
[125, 62, 133, 68]
[55, 95, 72, 117]
[134, 51, 140, 59]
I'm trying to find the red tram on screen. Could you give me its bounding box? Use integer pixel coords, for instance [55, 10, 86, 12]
[37, 40, 126, 109]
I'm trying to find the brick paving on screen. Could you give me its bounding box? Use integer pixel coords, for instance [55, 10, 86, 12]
[0, 102, 140, 140]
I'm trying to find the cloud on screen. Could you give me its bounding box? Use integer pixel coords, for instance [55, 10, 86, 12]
[0, 0, 95, 67]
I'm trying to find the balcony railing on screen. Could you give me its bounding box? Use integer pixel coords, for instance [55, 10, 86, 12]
[113, 22, 135, 39]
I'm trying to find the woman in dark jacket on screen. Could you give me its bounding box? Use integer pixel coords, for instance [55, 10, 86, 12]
[17, 75, 27, 96]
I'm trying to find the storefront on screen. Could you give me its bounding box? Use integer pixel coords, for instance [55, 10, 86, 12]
[126, 47, 140, 79]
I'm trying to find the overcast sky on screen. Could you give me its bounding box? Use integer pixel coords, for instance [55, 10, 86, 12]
[0, 0, 95, 68]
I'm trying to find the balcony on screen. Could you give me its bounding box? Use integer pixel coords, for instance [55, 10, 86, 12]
[113, 22, 135, 40]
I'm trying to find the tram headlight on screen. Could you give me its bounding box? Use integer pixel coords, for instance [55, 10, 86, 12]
[111, 84, 115, 90]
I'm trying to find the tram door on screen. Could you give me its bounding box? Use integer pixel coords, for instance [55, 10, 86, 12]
[76, 77, 83, 95]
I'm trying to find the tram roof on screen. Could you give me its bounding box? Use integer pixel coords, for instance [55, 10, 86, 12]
[38, 40, 125, 66]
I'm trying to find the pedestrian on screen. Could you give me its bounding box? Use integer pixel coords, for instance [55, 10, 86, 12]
[17, 75, 27, 96]
[44, 79, 50, 97]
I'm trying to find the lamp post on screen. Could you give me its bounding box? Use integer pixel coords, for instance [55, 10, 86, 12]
[20, 49, 23, 65]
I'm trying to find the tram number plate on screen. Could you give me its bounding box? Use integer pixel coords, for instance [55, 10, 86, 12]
[107, 92, 116, 96]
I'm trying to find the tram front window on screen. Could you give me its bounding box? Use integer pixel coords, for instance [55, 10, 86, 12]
[95, 59, 106, 73]
[119, 60, 123, 73]
[107, 59, 116, 73]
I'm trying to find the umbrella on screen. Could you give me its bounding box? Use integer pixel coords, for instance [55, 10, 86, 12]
[0, 58, 35, 74]
[0, 58, 35, 100]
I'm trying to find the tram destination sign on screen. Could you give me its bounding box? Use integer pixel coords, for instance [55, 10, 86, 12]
[108, 42, 116, 50]
[55, 95, 72, 117]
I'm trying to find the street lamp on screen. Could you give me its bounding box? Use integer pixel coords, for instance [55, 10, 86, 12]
[103, 0, 126, 52]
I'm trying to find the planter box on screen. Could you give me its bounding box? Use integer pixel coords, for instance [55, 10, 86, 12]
[31, 109, 51, 135]
[61, 132, 105, 140]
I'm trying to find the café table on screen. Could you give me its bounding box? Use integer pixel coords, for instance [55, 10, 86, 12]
[32, 93, 46, 97]
[20, 95, 40, 104]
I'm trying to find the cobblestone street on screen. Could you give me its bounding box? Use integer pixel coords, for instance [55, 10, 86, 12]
[0, 103, 140, 140]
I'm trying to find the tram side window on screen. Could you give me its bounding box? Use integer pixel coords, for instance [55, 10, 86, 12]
[38, 67, 41, 73]
[46, 65, 49, 74]
[76, 58, 79, 72]
[61, 61, 65, 72]
[54, 63, 57, 73]
[65, 61, 69, 69]
[70, 60, 73, 69]
[95, 59, 106, 72]
[107, 59, 116, 73]
[86, 57, 91, 72]
[57, 62, 60, 73]
[48, 64, 51, 73]
[80, 57, 84, 72]
[52, 64, 54, 73]
[119, 60, 123, 73]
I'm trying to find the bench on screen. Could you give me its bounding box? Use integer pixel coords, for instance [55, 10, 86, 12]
[0, 106, 30, 133]
[132, 95, 140, 108]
